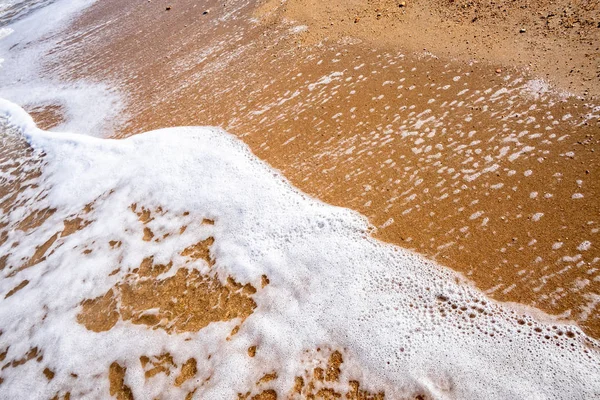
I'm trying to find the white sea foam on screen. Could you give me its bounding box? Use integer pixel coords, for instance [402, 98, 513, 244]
[0, 27, 13, 40]
[1, 99, 599, 399]
[0, 0, 123, 136]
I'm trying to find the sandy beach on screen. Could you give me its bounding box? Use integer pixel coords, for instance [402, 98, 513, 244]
[38, 0, 599, 335]
[0, 0, 599, 398]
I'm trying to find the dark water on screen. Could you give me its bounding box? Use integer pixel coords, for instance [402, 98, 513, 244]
[0, 0, 56, 27]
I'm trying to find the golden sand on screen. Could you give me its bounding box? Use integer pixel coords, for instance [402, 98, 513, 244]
[31, 0, 600, 337]
[1, 0, 599, 397]
[257, 0, 600, 97]
[236, 348, 388, 400]
[75, 206, 257, 333]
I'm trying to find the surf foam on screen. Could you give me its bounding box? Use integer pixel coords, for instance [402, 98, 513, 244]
[0, 0, 123, 137]
[0, 99, 599, 399]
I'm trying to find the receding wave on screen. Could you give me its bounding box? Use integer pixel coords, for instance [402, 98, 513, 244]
[0, 100, 599, 399]
[0, 0, 57, 27]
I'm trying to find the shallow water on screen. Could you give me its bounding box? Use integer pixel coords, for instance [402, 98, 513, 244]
[0, 0, 56, 27]
[1, 104, 599, 399]
[0, 0, 599, 398]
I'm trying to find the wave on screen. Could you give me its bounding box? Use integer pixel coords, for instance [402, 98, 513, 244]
[1, 98, 599, 399]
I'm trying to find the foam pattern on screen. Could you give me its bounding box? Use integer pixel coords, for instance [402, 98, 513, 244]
[0, 99, 599, 398]
[0, 0, 123, 137]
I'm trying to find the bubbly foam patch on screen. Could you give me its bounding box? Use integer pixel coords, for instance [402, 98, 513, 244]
[0, 0, 123, 136]
[0, 100, 599, 399]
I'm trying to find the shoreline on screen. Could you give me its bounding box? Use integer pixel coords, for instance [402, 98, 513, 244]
[0, 0, 600, 400]
[35, 0, 600, 337]
[0, 0, 599, 397]
[1, 96, 599, 399]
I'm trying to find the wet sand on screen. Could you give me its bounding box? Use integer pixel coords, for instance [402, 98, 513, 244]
[259, 0, 600, 98]
[28, 0, 599, 338]
[1, 0, 599, 396]
[0, 128, 402, 399]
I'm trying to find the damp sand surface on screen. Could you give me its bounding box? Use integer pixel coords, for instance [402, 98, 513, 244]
[0, 111, 599, 399]
[28, 0, 600, 337]
[0, 0, 599, 398]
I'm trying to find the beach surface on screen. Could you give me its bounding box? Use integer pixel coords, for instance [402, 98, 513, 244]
[0, 0, 599, 398]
